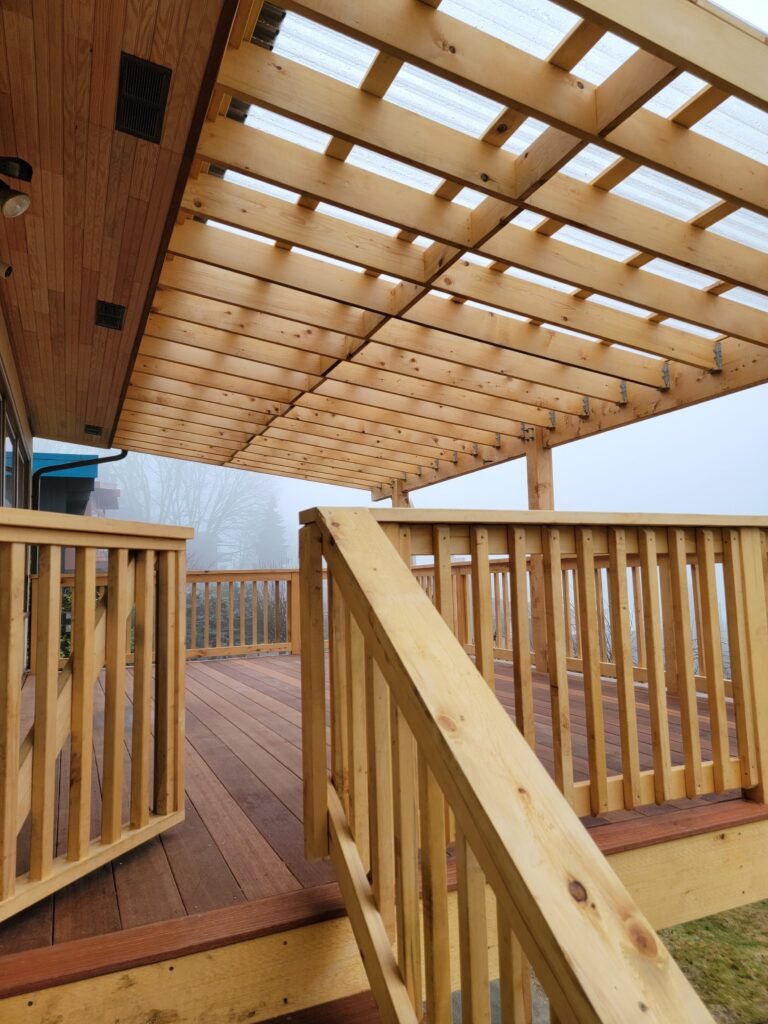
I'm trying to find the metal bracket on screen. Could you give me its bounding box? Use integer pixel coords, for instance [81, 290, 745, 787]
[581, 395, 590, 417]
[520, 424, 535, 443]
[661, 361, 671, 390]
[452, 450, 459, 463]
[713, 340, 723, 373]
[471, 442, 479, 456]
[495, 432, 502, 448]
[548, 410, 556, 429]
[619, 381, 628, 405]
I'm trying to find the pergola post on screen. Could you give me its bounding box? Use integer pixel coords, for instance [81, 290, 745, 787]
[527, 430, 554, 672]
[391, 481, 412, 508]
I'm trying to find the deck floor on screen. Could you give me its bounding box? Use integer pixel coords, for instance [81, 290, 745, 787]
[0, 654, 738, 964]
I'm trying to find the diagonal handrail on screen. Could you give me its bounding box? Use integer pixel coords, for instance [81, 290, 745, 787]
[305, 507, 714, 1023]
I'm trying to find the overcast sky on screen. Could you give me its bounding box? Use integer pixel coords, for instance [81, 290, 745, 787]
[36, 0, 768, 539]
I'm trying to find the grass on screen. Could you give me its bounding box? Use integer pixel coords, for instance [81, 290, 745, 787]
[661, 900, 768, 1023]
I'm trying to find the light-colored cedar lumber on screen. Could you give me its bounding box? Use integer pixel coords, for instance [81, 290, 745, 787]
[68, 547, 97, 859]
[102, 548, 131, 844]
[418, 753, 452, 1022]
[300, 524, 328, 859]
[0, 542, 24, 897]
[541, 527, 574, 804]
[365, 650, 396, 938]
[130, 550, 155, 830]
[694, 529, 730, 791]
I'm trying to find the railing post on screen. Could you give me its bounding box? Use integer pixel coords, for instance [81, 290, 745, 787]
[0, 542, 24, 898]
[740, 527, 768, 802]
[300, 523, 329, 858]
[289, 570, 301, 654]
[526, 427, 554, 672]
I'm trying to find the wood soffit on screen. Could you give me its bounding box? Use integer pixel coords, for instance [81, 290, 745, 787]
[10, 0, 765, 498]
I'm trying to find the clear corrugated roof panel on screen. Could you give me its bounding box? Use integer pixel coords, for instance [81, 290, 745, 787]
[561, 145, 621, 182]
[245, 107, 331, 152]
[274, 12, 376, 87]
[612, 167, 717, 220]
[569, 33, 638, 85]
[692, 97, 768, 163]
[207, 220, 275, 246]
[502, 118, 551, 155]
[291, 246, 367, 274]
[721, 288, 768, 313]
[708, 209, 768, 253]
[224, 170, 301, 205]
[386, 64, 505, 136]
[504, 266, 576, 293]
[439, 0, 578, 59]
[452, 187, 488, 209]
[586, 293, 653, 318]
[638, 259, 719, 290]
[660, 318, 721, 339]
[346, 146, 445, 194]
[553, 225, 636, 261]
[512, 210, 549, 230]
[643, 73, 708, 117]
[314, 202, 401, 237]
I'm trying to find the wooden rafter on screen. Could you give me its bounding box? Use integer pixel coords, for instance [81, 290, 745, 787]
[113, 0, 768, 498]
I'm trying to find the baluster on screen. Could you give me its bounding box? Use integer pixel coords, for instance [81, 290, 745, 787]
[68, 547, 96, 859]
[632, 565, 646, 669]
[575, 528, 609, 814]
[659, 556, 679, 695]
[606, 528, 641, 808]
[190, 581, 197, 650]
[203, 581, 210, 650]
[228, 580, 234, 648]
[215, 582, 222, 649]
[494, 569, 503, 649]
[737, 527, 768, 801]
[329, 576, 350, 813]
[252, 579, 260, 645]
[470, 527, 495, 689]
[365, 651, 394, 934]
[290, 571, 301, 653]
[30, 544, 61, 880]
[103, 548, 131, 843]
[457, 829, 490, 1024]
[346, 613, 369, 868]
[498, 906, 532, 1024]
[419, 750, 451, 1022]
[562, 568, 572, 658]
[434, 526, 456, 846]
[690, 562, 706, 677]
[509, 526, 535, 748]
[638, 529, 673, 802]
[667, 529, 703, 796]
[155, 551, 178, 815]
[695, 529, 730, 792]
[239, 579, 246, 648]
[130, 550, 155, 830]
[541, 527, 574, 804]
[722, 528, 757, 789]
[595, 564, 607, 665]
[0, 542, 24, 896]
[572, 570, 582, 662]
[263, 579, 270, 645]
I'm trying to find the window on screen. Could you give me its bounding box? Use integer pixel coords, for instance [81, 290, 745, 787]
[0, 370, 29, 508]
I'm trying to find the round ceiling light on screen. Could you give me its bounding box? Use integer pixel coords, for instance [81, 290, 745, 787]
[0, 185, 30, 218]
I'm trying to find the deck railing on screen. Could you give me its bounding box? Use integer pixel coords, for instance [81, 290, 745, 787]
[0, 508, 191, 923]
[300, 508, 718, 1023]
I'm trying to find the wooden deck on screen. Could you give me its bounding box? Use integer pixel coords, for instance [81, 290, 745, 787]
[0, 652, 746, 993]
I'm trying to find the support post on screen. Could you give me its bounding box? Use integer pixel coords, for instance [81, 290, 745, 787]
[527, 429, 554, 672]
[391, 480, 412, 508]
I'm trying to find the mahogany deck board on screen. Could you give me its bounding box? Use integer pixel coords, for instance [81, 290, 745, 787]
[0, 651, 746, 984]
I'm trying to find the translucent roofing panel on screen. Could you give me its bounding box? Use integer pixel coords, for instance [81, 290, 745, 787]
[439, 0, 578, 60]
[504, 266, 577, 293]
[643, 73, 708, 118]
[560, 145, 620, 182]
[386, 64, 505, 136]
[693, 97, 768, 163]
[207, 220, 275, 246]
[314, 202, 400, 237]
[660, 318, 721, 340]
[569, 33, 638, 85]
[638, 259, 719, 290]
[708, 208, 768, 253]
[223, 170, 301, 205]
[501, 118, 551, 155]
[463, 298, 529, 321]
[346, 146, 445, 194]
[512, 209, 549, 230]
[291, 246, 367, 274]
[553, 224, 636, 261]
[612, 167, 717, 220]
[452, 187, 488, 209]
[274, 12, 376, 87]
[586, 293, 653, 318]
[463, 252, 494, 266]
[721, 288, 768, 313]
[245, 107, 331, 152]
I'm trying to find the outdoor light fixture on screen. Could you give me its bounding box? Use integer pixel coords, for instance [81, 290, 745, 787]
[0, 156, 33, 219]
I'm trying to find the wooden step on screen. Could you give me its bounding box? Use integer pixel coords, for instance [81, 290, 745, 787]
[263, 992, 381, 1023]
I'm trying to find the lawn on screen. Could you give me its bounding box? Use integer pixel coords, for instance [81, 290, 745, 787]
[661, 901, 768, 1023]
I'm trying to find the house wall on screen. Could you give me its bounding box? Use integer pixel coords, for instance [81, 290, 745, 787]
[0, 304, 32, 507]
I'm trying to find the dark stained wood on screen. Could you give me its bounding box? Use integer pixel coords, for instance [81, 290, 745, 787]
[264, 991, 382, 1023]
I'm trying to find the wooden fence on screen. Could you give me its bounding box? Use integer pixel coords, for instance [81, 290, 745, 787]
[300, 508, 720, 1023]
[0, 509, 191, 924]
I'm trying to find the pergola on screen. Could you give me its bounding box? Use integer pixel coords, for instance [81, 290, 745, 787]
[8, 0, 765, 503]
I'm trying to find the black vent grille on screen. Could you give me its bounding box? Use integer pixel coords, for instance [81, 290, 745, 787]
[116, 53, 172, 143]
[84, 424, 103, 437]
[95, 300, 126, 331]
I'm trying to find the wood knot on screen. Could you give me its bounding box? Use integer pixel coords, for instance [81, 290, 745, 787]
[436, 713, 457, 733]
[628, 921, 658, 959]
[568, 879, 588, 903]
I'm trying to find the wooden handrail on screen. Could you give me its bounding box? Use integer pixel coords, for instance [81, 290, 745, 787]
[301, 508, 715, 1022]
[0, 510, 189, 923]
